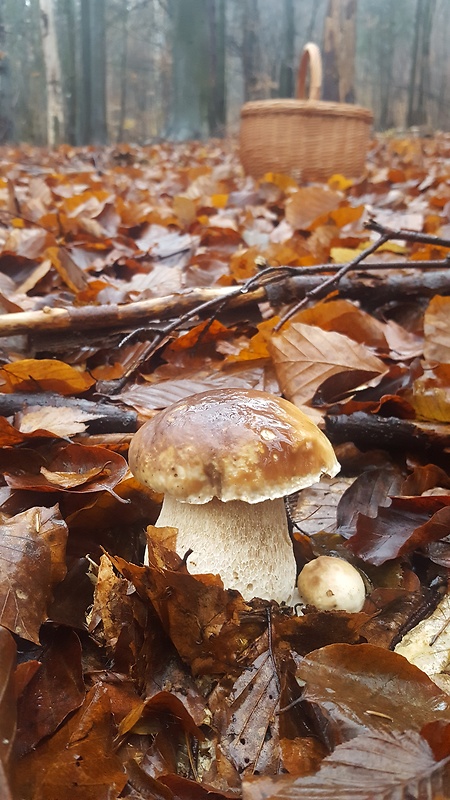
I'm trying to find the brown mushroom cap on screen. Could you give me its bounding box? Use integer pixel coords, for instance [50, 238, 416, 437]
[128, 388, 339, 504]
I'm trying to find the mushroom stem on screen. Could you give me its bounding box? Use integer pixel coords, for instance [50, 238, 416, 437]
[155, 495, 297, 604]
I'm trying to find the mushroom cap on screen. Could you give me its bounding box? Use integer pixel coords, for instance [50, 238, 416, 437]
[297, 555, 366, 612]
[129, 388, 339, 504]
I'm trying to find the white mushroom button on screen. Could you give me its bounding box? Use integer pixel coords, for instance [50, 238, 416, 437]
[297, 555, 366, 612]
[128, 388, 340, 605]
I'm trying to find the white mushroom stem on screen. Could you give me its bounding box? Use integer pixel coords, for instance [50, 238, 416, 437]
[154, 494, 297, 604]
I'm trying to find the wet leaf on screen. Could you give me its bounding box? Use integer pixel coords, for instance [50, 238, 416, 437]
[15, 626, 85, 757]
[0, 627, 16, 800]
[347, 500, 450, 565]
[298, 643, 450, 742]
[15, 684, 127, 800]
[242, 730, 450, 800]
[4, 443, 128, 497]
[0, 506, 68, 642]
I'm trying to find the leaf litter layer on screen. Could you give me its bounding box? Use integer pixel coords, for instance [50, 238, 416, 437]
[1, 134, 450, 798]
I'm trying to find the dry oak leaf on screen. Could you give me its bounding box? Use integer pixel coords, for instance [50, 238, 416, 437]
[0, 505, 68, 643]
[269, 322, 385, 406]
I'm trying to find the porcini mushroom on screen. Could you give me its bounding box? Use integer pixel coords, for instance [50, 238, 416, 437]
[128, 388, 339, 604]
[297, 555, 366, 612]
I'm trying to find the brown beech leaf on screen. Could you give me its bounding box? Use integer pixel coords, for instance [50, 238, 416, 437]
[110, 539, 267, 677]
[91, 557, 213, 727]
[15, 683, 127, 800]
[0, 627, 16, 800]
[242, 730, 450, 800]
[0, 505, 68, 643]
[296, 299, 389, 350]
[220, 648, 281, 775]
[0, 359, 95, 395]
[423, 295, 450, 363]
[15, 626, 85, 757]
[297, 643, 450, 742]
[285, 186, 341, 230]
[270, 323, 385, 406]
[336, 466, 404, 538]
[4, 443, 129, 497]
[347, 500, 450, 565]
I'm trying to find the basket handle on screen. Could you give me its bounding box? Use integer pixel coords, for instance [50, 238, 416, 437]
[297, 42, 322, 101]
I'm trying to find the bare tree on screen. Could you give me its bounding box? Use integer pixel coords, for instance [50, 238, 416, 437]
[322, 0, 357, 103]
[80, 0, 107, 144]
[407, 0, 437, 126]
[39, 0, 65, 145]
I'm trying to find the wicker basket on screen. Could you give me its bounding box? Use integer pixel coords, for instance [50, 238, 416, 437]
[239, 43, 373, 182]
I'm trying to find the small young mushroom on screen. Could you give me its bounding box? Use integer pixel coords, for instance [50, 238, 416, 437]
[128, 388, 340, 604]
[297, 555, 366, 612]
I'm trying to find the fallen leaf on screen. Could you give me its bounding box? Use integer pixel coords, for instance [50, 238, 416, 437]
[242, 729, 450, 800]
[15, 626, 85, 757]
[0, 506, 68, 643]
[297, 643, 450, 742]
[0, 627, 16, 800]
[270, 322, 385, 406]
[0, 359, 95, 395]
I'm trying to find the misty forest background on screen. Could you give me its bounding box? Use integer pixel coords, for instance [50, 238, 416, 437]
[0, 0, 448, 149]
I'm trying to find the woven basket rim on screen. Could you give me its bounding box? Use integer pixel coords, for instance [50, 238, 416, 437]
[240, 98, 373, 122]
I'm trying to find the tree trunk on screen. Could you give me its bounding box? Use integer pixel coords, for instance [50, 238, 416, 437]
[207, 0, 226, 136]
[170, 0, 209, 140]
[117, 3, 129, 143]
[407, 0, 436, 127]
[322, 0, 357, 103]
[0, 3, 13, 142]
[79, 0, 107, 144]
[60, 0, 77, 144]
[278, 0, 295, 97]
[242, 0, 262, 101]
[39, 0, 65, 145]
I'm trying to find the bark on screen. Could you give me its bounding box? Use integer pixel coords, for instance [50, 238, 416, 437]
[79, 0, 107, 144]
[0, 3, 12, 142]
[407, 0, 437, 127]
[0, 266, 448, 339]
[278, 0, 295, 98]
[117, 3, 129, 143]
[39, 0, 65, 145]
[326, 413, 450, 458]
[322, 0, 357, 103]
[242, 0, 262, 101]
[207, 0, 226, 135]
[170, 0, 209, 140]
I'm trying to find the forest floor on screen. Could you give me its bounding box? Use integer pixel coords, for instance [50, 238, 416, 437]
[1, 133, 450, 799]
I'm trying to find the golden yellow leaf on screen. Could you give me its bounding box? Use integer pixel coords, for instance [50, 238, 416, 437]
[211, 193, 228, 209]
[262, 172, 298, 192]
[328, 174, 354, 191]
[1, 359, 95, 395]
